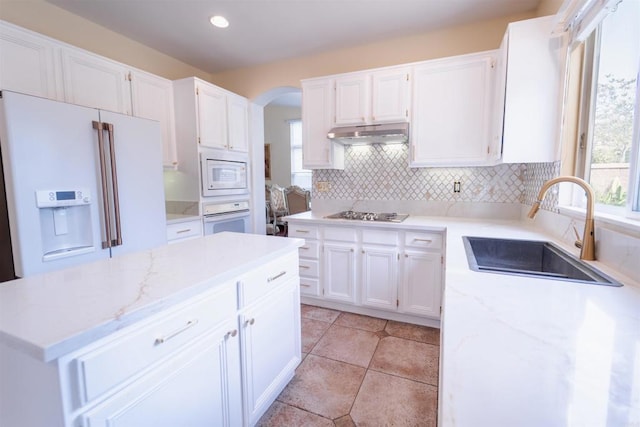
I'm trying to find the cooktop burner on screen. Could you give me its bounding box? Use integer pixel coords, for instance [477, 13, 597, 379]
[324, 211, 409, 223]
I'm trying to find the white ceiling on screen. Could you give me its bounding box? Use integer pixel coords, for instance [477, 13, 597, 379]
[46, 0, 541, 74]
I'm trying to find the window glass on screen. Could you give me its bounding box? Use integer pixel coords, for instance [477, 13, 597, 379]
[290, 120, 311, 189]
[584, 0, 640, 213]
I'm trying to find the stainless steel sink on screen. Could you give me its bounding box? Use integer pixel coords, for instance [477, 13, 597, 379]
[462, 236, 622, 287]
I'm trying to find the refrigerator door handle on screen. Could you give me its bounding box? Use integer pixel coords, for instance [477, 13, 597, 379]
[104, 122, 123, 247]
[93, 121, 113, 249]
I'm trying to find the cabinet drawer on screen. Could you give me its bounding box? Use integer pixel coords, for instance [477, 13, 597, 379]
[74, 283, 236, 405]
[289, 224, 319, 239]
[298, 259, 319, 278]
[324, 226, 357, 242]
[404, 231, 443, 250]
[166, 219, 202, 242]
[298, 240, 319, 259]
[362, 229, 398, 245]
[299, 277, 320, 297]
[239, 252, 298, 307]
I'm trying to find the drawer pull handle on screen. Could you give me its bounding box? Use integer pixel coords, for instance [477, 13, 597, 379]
[295, 229, 310, 233]
[176, 228, 192, 234]
[299, 265, 310, 269]
[226, 329, 238, 338]
[155, 319, 198, 345]
[300, 246, 310, 250]
[300, 283, 311, 288]
[245, 318, 255, 327]
[267, 271, 286, 282]
[413, 238, 433, 243]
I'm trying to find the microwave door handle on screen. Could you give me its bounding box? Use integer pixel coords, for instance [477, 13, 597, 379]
[105, 122, 123, 247]
[93, 121, 112, 249]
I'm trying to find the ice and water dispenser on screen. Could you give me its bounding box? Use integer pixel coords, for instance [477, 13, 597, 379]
[36, 189, 94, 260]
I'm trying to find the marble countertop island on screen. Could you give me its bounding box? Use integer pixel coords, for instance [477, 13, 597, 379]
[285, 212, 640, 426]
[0, 232, 302, 362]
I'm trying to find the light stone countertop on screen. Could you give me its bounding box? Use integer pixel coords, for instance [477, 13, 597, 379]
[165, 213, 201, 224]
[0, 232, 303, 362]
[285, 211, 640, 426]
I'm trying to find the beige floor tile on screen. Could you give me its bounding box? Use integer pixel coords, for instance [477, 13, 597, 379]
[256, 401, 334, 427]
[278, 354, 366, 420]
[370, 336, 439, 385]
[334, 312, 387, 332]
[351, 370, 438, 427]
[301, 317, 332, 353]
[386, 320, 441, 345]
[311, 324, 379, 368]
[301, 304, 341, 323]
[334, 414, 356, 427]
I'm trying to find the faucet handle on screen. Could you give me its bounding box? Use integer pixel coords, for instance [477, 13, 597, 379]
[572, 225, 583, 249]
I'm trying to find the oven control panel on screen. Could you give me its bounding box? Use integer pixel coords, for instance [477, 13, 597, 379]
[203, 200, 250, 216]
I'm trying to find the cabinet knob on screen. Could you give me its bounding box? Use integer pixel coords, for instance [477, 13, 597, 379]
[226, 329, 238, 338]
[245, 318, 255, 327]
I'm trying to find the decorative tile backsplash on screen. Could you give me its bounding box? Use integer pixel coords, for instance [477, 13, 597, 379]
[313, 145, 558, 209]
[522, 161, 562, 211]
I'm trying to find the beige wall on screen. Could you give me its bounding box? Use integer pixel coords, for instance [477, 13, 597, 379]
[536, 0, 564, 17]
[209, 11, 536, 99]
[0, 0, 210, 80]
[264, 105, 301, 188]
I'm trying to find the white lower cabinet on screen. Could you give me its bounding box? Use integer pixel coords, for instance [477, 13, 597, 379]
[400, 250, 442, 317]
[81, 321, 242, 427]
[289, 220, 445, 324]
[239, 278, 301, 425]
[324, 242, 357, 304]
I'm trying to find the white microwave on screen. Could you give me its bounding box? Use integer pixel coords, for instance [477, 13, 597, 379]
[201, 152, 249, 197]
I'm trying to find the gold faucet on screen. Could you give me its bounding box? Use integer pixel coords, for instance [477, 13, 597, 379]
[527, 176, 596, 261]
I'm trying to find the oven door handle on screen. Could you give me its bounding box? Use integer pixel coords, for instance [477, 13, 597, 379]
[203, 210, 250, 223]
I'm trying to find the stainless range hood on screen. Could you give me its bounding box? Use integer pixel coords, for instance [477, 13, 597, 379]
[327, 122, 409, 145]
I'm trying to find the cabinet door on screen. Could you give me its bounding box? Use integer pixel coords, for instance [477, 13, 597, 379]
[130, 70, 177, 167]
[501, 16, 562, 163]
[81, 324, 243, 427]
[410, 53, 494, 167]
[227, 93, 249, 152]
[371, 68, 410, 123]
[334, 74, 369, 125]
[60, 48, 131, 114]
[0, 22, 62, 100]
[302, 79, 344, 169]
[240, 279, 301, 425]
[400, 250, 442, 318]
[197, 83, 228, 149]
[361, 245, 398, 311]
[323, 242, 357, 303]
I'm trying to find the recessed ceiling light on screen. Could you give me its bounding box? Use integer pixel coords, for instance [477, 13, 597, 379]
[210, 15, 229, 28]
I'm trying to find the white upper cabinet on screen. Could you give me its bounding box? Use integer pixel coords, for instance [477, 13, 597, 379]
[301, 78, 344, 169]
[197, 83, 228, 150]
[227, 93, 249, 152]
[130, 70, 178, 167]
[410, 51, 496, 167]
[333, 67, 410, 126]
[0, 22, 62, 100]
[61, 48, 132, 115]
[334, 74, 370, 125]
[500, 16, 563, 163]
[371, 68, 411, 123]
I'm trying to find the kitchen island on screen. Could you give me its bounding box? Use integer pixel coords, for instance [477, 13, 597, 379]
[0, 232, 304, 427]
[285, 211, 640, 426]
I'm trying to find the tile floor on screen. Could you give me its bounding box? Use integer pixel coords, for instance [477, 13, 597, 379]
[257, 304, 441, 426]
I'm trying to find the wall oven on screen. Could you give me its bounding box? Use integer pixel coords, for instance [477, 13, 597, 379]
[203, 201, 250, 235]
[200, 151, 248, 197]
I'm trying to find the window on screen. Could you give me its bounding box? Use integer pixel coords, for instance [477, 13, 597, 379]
[576, 0, 640, 218]
[289, 120, 311, 189]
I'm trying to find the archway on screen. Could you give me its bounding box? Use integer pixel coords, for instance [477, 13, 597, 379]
[248, 86, 302, 235]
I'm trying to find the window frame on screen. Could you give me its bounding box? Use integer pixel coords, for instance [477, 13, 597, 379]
[571, 7, 640, 220]
[289, 119, 311, 190]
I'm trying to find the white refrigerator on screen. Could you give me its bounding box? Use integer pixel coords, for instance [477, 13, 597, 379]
[0, 90, 167, 278]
